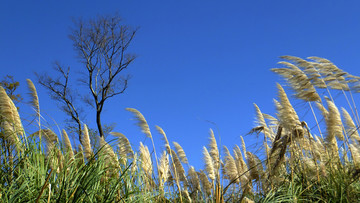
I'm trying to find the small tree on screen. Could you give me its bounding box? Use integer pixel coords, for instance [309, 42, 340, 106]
[0, 75, 22, 105]
[38, 14, 137, 138]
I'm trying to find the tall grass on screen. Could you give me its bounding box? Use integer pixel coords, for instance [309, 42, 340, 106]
[1, 56, 360, 202]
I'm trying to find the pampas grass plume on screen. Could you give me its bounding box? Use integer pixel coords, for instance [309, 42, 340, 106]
[110, 132, 134, 159]
[156, 125, 171, 153]
[139, 142, 152, 176]
[26, 79, 40, 115]
[62, 129, 74, 158]
[326, 100, 344, 142]
[173, 141, 188, 164]
[208, 129, 219, 170]
[81, 124, 93, 160]
[276, 83, 301, 130]
[158, 150, 169, 185]
[342, 108, 360, 141]
[188, 166, 201, 191]
[126, 108, 152, 138]
[203, 146, 215, 181]
[223, 146, 238, 182]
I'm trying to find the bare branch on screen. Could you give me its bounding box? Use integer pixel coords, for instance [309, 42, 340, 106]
[36, 63, 83, 140]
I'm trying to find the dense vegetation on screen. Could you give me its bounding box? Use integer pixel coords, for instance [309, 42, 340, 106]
[1, 56, 360, 202]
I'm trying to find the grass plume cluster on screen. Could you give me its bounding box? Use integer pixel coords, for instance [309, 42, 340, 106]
[1, 56, 360, 202]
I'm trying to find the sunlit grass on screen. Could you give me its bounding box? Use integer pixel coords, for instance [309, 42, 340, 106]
[1, 56, 360, 202]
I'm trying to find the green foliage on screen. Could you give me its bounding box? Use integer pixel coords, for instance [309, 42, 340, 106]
[0, 137, 146, 202]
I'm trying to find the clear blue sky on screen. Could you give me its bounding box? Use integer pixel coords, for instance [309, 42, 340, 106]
[1, 1, 360, 170]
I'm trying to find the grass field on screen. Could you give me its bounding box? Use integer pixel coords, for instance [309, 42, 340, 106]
[1, 56, 360, 202]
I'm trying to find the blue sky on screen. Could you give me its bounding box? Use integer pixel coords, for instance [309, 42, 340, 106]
[1, 1, 360, 169]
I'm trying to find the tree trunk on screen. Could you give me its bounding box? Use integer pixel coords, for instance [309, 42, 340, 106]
[77, 121, 82, 142]
[96, 110, 104, 137]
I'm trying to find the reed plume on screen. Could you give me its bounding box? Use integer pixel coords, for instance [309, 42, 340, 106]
[156, 125, 171, 153]
[26, 79, 40, 115]
[312, 135, 326, 161]
[188, 166, 201, 192]
[280, 55, 311, 68]
[110, 132, 134, 160]
[272, 61, 320, 102]
[342, 108, 360, 142]
[316, 101, 329, 128]
[156, 125, 184, 202]
[203, 146, 215, 181]
[170, 149, 187, 183]
[99, 136, 119, 167]
[276, 83, 302, 131]
[0, 86, 13, 121]
[62, 129, 74, 158]
[8, 94, 24, 136]
[198, 170, 212, 198]
[139, 142, 152, 177]
[240, 136, 247, 160]
[33, 129, 58, 154]
[158, 151, 170, 202]
[308, 56, 332, 64]
[208, 129, 220, 173]
[126, 108, 159, 175]
[173, 142, 188, 164]
[81, 124, 93, 160]
[233, 145, 250, 189]
[158, 150, 170, 188]
[126, 108, 151, 138]
[233, 145, 247, 174]
[253, 103, 272, 140]
[246, 152, 262, 181]
[326, 100, 344, 142]
[222, 146, 238, 183]
[349, 143, 360, 167]
[0, 86, 21, 148]
[131, 152, 138, 175]
[57, 149, 64, 170]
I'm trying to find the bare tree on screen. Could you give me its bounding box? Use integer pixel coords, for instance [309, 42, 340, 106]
[38, 14, 137, 138]
[70, 14, 137, 138]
